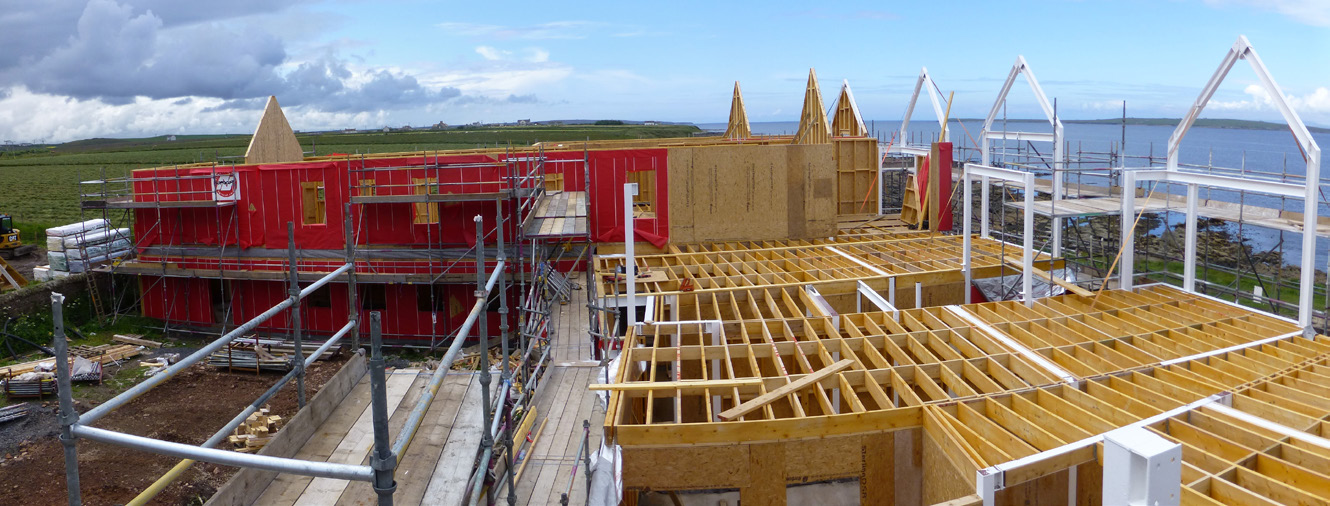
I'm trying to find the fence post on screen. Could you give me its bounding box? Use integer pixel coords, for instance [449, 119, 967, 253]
[53, 292, 82, 506]
[368, 312, 397, 505]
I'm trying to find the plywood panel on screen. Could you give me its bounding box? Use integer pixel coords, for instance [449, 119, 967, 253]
[835, 138, 879, 216]
[666, 144, 835, 244]
[245, 96, 304, 164]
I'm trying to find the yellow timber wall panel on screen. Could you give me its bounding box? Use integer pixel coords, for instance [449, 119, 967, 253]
[666, 144, 835, 244]
[835, 137, 879, 215]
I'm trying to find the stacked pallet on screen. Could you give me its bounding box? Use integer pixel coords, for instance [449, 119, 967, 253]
[227, 408, 284, 453]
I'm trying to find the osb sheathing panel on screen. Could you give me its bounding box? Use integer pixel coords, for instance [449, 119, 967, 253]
[667, 144, 835, 244]
[622, 445, 749, 490]
[834, 137, 878, 215]
[620, 433, 899, 493]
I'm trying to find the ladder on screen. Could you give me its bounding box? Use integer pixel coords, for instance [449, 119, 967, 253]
[74, 240, 106, 323]
[0, 256, 26, 291]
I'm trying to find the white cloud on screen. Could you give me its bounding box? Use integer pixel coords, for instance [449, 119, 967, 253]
[526, 48, 550, 63]
[475, 46, 549, 63]
[1208, 84, 1330, 123]
[1202, 0, 1330, 26]
[475, 46, 510, 61]
[0, 86, 395, 143]
[439, 21, 598, 40]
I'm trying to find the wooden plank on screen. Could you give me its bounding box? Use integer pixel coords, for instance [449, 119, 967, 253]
[207, 355, 367, 506]
[112, 334, 163, 348]
[390, 374, 475, 505]
[251, 380, 375, 506]
[588, 377, 763, 391]
[421, 374, 491, 504]
[292, 369, 418, 505]
[719, 359, 854, 421]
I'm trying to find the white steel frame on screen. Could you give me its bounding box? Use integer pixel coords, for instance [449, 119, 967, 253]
[962, 163, 1035, 306]
[895, 67, 950, 157]
[978, 56, 1066, 257]
[1122, 35, 1321, 334]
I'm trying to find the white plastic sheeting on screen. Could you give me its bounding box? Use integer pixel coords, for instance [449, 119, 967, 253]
[45, 219, 109, 238]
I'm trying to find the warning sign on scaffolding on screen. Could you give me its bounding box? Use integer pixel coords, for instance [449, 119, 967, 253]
[213, 173, 240, 201]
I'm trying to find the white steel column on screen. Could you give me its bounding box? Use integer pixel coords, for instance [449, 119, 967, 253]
[963, 168, 973, 303]
[1183, 183, 1199, 292]
[981, 176, 991, 238]
[1103, 427, 1182, 506]
[624, 183, 638, 327]
[1120, 171, 1136, 290]
[1022, 172, 1035, 307]
[1300, 148, 1320, 333]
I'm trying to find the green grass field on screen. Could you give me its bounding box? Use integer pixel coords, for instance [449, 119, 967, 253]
[0, 124, 701, 232]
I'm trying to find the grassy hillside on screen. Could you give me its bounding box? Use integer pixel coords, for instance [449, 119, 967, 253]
[0, 124, 701, 227]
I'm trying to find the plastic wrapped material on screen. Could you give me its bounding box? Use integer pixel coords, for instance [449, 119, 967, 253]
[67, 248, 132, 273]
[48, 251, 68, 272]
[46, 236, 65, 252]
[63, 228, 129, 249]
[31, 266, 51, 282]
[45, 219, 109, 238]
[65, 239, 132, 262]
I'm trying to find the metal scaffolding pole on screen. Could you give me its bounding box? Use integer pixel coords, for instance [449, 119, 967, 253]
[53, 293, 82, 506]
[473, 215, 494, 505]
[345, 203, 360, 350]
[368, 312, 397, 505]
[286, 221, 305, 408]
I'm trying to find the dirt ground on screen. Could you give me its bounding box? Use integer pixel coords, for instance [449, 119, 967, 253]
[5, 245, 45, 279]
[0, 353, 349, 505]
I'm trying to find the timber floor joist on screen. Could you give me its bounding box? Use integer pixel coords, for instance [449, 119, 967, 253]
[604, 284, 1330, 504]
[596, 233, 1053, 298]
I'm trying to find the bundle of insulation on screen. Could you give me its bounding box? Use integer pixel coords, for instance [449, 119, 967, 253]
[45, 220, 132, 272]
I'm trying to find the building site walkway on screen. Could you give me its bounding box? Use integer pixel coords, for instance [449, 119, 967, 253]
[245, 290, 603, 505]
[499, 297, 606, 505]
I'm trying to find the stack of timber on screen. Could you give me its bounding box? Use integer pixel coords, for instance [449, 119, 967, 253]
[0, 403, 30, 423]
[208, 339, 339, 372]
[0, 343, 142, 377]
[451, 349, 522, 372]
[227, 407, 284, 453]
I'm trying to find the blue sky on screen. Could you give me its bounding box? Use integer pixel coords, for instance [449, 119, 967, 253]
[0, 0, 1326, 142]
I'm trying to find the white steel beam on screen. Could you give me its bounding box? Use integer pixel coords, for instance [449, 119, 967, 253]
[982, 131, 1055, 142]
[977, 393, 1227, 505]
[856, 280, 897, 313]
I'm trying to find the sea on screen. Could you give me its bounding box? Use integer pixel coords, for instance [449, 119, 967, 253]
[696, 120, 1330, 270]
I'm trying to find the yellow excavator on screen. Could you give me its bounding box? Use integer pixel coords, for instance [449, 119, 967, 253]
[0, 214, 32, 290]
[0, 214, 35, 260]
